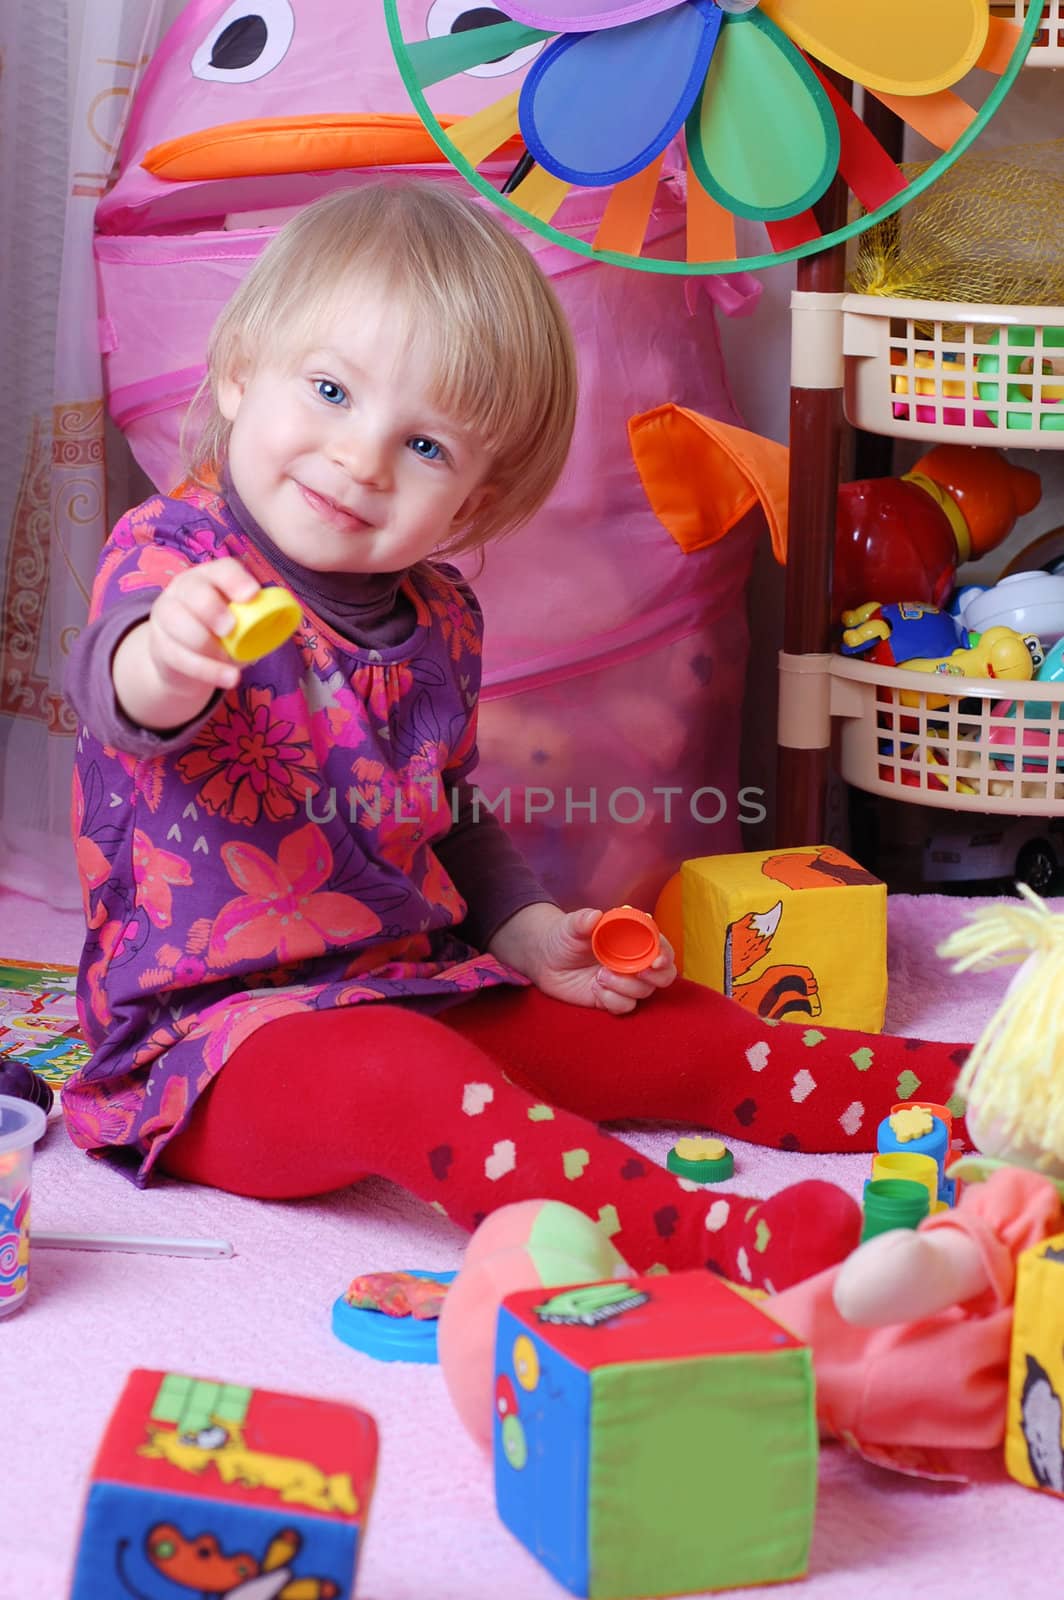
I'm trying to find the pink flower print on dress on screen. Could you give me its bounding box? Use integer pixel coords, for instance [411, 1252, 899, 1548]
[72, 771, 111, 929]
[62, 1079, 145, 1148]
[207, 823, 382, 969]
[347, 756, 390, 832]
[199, 987, 332, 1074]
[428, 588, 481, 663]
[83, 918, 143, 1033]
[114, 750, 165, 814]
[350, 661, 415, 726]
[173, 953, 207, 986]
[418, 849, 467, 925]
[137, 1073, 192, 1150]
[116, 532, 221, 596]
[176, 686, 319, 827]
[342, 931, 435, 980]
[132, 829, 192, 929]
[108, 497, 167, 550]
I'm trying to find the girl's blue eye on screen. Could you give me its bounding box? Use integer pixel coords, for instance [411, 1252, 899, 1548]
[409, 436, 443, 461]
[315, 379, 346, 406]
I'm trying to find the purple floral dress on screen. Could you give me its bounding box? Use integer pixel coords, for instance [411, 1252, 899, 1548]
[64, 486, 523, 1182]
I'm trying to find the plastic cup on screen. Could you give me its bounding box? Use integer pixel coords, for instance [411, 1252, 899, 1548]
[860, 1177, 930, 1243]
[591, 906, 661, 975]
[872, 1151, 940, 1211]
[0, 1094, 47, 1316]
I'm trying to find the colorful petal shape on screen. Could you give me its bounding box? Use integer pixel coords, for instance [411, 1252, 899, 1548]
[495, 0, 685, 31]
[408, 21, 553, 88]
[520, 0, 721, 187]
[686, 11, 838, 221]
[762, 0, 989, 97]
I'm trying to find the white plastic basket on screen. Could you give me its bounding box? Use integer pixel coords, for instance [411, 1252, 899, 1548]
[828, 656, 1064, 814]
[992, 0, 1064, 64]
[842, 295, 1064, 446]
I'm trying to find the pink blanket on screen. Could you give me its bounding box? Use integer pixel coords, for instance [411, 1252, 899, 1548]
[4, 889, 1062, 1598]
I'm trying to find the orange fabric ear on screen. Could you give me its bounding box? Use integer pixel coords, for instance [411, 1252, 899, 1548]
[627, 404, 789, 562]
[141, 112, 522, 182]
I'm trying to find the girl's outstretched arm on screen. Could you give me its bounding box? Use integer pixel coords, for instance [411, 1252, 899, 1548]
[112, 556, 258, 731]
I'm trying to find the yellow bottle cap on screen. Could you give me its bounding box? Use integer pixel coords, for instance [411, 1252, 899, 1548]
[667, 1137, 734, 1184]
[221, 587, 301, 663]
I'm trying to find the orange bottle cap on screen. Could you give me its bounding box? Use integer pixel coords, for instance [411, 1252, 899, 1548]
[591, 906, 661, 975]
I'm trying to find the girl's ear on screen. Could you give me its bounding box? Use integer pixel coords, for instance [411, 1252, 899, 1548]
[215, 366, 248, 423]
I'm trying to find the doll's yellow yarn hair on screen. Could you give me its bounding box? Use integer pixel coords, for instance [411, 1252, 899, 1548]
[938, 887, 1064, 1169]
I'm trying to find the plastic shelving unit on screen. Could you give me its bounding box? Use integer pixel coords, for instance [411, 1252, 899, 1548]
[992, 0, 1064, 64]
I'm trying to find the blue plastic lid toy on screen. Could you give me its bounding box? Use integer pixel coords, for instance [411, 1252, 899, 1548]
[332, 1269, 456, 1364]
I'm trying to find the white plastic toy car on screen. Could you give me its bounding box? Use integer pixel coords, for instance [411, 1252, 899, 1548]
[923, 816, 1064, 893]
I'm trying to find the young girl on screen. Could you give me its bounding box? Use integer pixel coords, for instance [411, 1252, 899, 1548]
[64, 182, 971, 1293]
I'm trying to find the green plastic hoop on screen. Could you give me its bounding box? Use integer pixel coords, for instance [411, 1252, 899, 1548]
[383, 0, 1044, 275]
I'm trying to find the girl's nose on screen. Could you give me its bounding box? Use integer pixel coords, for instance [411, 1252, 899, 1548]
[334, 427, 390, 488]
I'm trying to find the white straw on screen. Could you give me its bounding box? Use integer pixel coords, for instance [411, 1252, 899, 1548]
[32, 1231, 234, 1259]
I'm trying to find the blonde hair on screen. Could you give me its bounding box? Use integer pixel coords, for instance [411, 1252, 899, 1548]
[938, 886, 1064, 1168]
[186, 181, 577, 553]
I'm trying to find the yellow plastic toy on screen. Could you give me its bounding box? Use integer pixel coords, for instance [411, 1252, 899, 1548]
[890, 349, 970, 400]
[841, 601, 1040, 711]
[221, 587, 301, 664]
[898, 625, 1039, 708]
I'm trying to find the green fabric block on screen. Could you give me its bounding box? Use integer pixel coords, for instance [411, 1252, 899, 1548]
[587, 1350, 816, 1598]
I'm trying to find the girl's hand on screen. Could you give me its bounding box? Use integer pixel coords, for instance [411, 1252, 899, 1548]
[113, 558, 261, 731]
[491, 904, 677, 1014]
[143, 557, 261, 693]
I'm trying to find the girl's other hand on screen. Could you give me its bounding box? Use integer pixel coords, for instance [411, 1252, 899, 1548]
[493, 903, 677, 1013]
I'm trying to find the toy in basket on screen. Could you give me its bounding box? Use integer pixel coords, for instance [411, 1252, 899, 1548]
[840, 600, 1042, 709]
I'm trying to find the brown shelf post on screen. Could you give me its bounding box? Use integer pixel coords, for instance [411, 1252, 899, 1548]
[774, 82, 853, 847]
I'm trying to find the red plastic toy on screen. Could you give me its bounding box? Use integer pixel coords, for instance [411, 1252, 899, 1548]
[833, 445, 1041, 621]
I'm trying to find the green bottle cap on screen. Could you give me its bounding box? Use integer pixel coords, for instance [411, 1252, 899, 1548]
[860, 1176, 929, 1242]
[667, 1137, 735, 1184]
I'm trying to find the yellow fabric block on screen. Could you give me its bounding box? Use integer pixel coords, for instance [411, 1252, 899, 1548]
[679, 845, 887, 1032]
[1007, 1231, 1064, 1495]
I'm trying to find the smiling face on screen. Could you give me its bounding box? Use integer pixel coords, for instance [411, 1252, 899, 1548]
[217, 288, 494, 574]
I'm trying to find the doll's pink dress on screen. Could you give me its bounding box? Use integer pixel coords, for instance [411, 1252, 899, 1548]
[768, 1167, 1063, 1479]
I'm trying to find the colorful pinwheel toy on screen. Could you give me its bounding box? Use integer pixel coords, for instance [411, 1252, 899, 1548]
[387, 0, 1042, 270]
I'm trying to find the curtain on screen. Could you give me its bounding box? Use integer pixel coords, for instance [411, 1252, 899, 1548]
[0, 0, 168, 907]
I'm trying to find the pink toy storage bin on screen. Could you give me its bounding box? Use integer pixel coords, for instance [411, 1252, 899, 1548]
[95, 0, 762, 909]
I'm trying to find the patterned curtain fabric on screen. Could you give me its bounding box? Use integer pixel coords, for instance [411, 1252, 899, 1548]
[0, 0, 167, 906]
